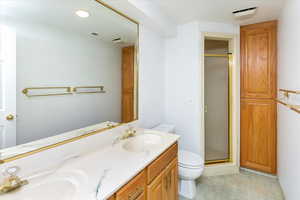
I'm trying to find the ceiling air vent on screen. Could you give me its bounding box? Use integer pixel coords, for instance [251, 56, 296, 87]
[112, 37, 123, 43]
[233, 7, 257, 18]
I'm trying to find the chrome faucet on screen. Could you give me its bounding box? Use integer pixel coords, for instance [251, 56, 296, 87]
[0, 166, 28, 194]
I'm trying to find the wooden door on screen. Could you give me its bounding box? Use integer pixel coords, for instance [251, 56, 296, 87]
[0, 26, 17, 148]
[122, 46, 135, 123]
[241, 99, 276, 174]
[241, 21, 277, 99]
[163, 159, 178, 200]
[240, 21, 277, 174]
[147, 173, 164, 200]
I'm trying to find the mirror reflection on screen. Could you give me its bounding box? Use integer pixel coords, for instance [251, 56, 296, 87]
[0, 0, 138, 160]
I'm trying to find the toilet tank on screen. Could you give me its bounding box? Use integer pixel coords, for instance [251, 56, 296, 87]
[152, 124, 175, 133]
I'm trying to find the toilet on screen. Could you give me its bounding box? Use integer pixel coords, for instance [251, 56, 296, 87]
[152, 124, 204, 199]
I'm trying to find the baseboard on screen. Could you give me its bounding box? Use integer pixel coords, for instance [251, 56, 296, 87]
[240, 167, 278, 179]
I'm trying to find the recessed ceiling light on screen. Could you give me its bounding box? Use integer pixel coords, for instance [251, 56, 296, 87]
[75, 10, 90, 18]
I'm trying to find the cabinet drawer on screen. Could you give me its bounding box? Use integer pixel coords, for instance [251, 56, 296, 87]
[147, 143, 178, 184]
[116, 170, 146, 200]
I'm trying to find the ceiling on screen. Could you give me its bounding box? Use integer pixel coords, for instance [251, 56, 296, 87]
[0, 0, 138, 44]
[153, 0, 285, 25]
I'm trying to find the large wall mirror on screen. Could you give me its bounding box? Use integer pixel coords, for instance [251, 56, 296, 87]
[0, 0, 138, 163]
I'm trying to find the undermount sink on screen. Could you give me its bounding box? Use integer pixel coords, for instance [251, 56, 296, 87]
[2, 171, 87, 200]
[24, 179, 76, 200]
[122, 133, 163, 152]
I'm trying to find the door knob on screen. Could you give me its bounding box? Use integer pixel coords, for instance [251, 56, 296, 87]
[6, 114, 15, 121]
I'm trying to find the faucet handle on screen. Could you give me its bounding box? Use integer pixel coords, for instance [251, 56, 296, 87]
[106, 122, 114, 128]
[2, 166, 20, 177]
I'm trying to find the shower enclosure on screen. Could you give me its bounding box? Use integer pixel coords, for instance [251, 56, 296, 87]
[204, 39, 232, 164]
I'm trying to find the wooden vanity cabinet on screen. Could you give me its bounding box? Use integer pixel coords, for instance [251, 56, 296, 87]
[108, 196, 116, 200]
[110, 143, 178, 200]
[147, 158, 178, 200]
[116, 170, 147, 200]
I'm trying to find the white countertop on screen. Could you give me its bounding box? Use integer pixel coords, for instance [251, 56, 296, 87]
[1, 128, 179, 200]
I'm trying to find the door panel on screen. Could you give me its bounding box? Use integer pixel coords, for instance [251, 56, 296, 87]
[122, 46, 135, 123]
[241, 99, 276, 174]
[163, 158, 178, 200]
[241, 21, 277, 99]
[147, 158, 178, 200]
[147, 173, 163, 200]
[0, 26, 16, 149]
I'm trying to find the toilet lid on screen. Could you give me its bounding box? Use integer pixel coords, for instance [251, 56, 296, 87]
[179, 150, 204, 168]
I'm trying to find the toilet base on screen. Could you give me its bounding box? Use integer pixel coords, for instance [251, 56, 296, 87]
[179, 179, 197, 199]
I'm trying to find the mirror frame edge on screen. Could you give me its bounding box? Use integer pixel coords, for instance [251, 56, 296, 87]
[0, 0, 140, 165]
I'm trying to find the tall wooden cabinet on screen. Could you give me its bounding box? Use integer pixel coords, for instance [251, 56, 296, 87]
[240, 21, 277, 174]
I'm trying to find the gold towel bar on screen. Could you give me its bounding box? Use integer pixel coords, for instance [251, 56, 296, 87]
[277, 100, 300, 114]
[22, 87, 72, 97]
[22, 86, 106, 97]
[72, 86, 105, 94]
[204, 54, 231, 57]
[279, 89, 300, 98]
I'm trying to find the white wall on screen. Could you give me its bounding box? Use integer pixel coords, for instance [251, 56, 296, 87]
[11, 20, 122, 144]
[165, 21, 239, 159]
[164, 22, 203, 155]
[138, 25, 166, 128]
[278, 1, 300, 199]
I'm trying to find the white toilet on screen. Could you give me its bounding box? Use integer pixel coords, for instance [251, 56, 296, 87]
[152, 124, 204, 199]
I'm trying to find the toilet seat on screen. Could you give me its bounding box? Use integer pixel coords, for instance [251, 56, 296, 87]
[179, 150, 204, 169]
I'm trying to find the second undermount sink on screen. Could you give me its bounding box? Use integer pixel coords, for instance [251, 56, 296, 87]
[122, 133, 163, 152]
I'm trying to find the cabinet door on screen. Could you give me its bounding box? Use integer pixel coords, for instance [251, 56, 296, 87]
[122, 46, 135, 123]
[241, 99, 277, 174]
[147, 173, 164, 200]
[163, 158, 178, 200]
[241, 21, 277, 99]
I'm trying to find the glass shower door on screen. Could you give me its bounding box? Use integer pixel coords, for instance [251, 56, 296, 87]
[204, 54, 231, 164]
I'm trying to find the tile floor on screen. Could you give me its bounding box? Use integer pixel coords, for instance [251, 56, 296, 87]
[180, 170, 284, 200]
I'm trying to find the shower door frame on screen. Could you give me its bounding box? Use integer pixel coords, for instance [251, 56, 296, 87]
[204, 53, 233, 165]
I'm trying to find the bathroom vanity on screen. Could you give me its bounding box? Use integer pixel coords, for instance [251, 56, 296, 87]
[0, 126, 180, 200]
[108, 143, 178, 200]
